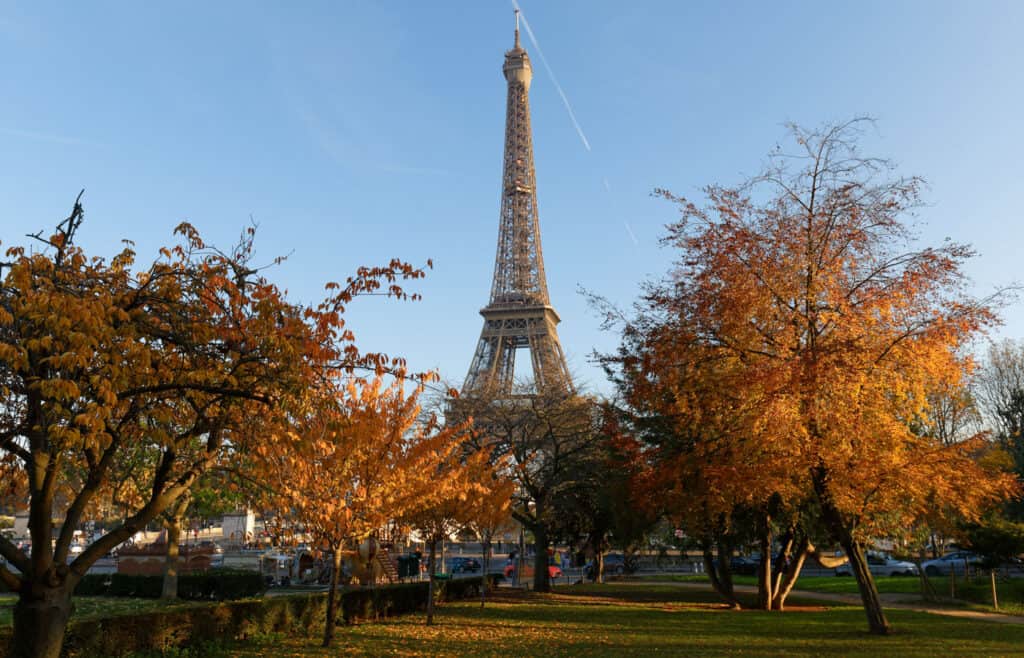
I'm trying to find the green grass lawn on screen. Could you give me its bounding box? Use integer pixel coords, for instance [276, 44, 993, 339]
[640, 573, 1024, 614]
[5, 584, 1024, 656]
[213, 584, 1024, 657]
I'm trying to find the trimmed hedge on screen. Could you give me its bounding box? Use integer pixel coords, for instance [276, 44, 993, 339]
[0, 576, 489, 657]
[73, 574, 111, 596]
[1, 593, 328, 658]
[74, 570, 265, 600]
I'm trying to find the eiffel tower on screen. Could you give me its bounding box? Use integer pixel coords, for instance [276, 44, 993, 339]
[462, 13, 573, 397]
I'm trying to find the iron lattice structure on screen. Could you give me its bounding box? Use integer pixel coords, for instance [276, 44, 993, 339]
[462, 22, 573, 397]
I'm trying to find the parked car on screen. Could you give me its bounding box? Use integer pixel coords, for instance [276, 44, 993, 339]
[727, 555, 760, 575]
[921, 551, 983, 576]
[835, 553, 918, 577]
[585, 553, 638, 579]
[503, 560, 562, 580]
[449, 557, 482, 573]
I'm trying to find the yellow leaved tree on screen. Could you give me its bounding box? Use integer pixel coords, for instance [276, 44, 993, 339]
[0, 197, 429, 658]
[606, 120, 1019, 634]
[255, 377, 464, 647]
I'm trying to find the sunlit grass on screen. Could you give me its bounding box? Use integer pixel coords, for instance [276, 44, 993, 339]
[639, 573, 1024, 614]
[217, 585, 1024, 657]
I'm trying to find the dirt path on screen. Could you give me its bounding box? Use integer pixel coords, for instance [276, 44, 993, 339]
[639, 579, 1024, 625]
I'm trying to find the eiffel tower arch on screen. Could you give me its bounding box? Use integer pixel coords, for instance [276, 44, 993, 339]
[462, 15, 573, 398]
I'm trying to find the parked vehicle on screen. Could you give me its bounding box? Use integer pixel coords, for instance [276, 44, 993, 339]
[835, 553, 918, 577]
[921, 551, 983, 576]
[503, 560, 562, 580]
[449, 557, 482, 573]
[724, 555, 760, 576]
[585, 553, 638, 579]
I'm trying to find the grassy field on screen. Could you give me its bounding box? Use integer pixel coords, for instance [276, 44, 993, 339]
[642, 573, 1024, 614]
[6, 583, 1024, 656]
[214, 584, 1024, 657]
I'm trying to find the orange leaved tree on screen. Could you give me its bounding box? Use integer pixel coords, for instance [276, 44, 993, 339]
[404, 446, 509, 623]
[462, 454, 516, 608]
[255, 377, 463, 647]
[609, 120, 1018, 634]
[0, 197, 428, 658]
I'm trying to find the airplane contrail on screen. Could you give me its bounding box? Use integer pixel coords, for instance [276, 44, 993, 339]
[623, 222, 639, 246]
[511, 1, 591, 152]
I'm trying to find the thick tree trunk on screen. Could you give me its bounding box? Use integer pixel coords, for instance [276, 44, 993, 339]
[532, 526, 550, 593]
[771, 535, 810, 611]
[322, 548, 342, 648]
[755, 515, 773, 610]
[702, 540, 740, 609]
[10, 581, 74, 658]
[815, 467, 890, 634]
[426, 539, 438, 625]
[161, 495, 189, 599]
[840, 538, 890, 634]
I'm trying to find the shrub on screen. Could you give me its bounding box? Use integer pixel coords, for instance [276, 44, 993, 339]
[437, 575, 483, 601]
[108, 574, 164, 598]
[0, 577, 485, 656]
[74, 574, 112, 596]
[177, 570, 265, 601]
[341, 582, 428, 623]
[0, 594, 328, 658]
[95, 570, 265, 600]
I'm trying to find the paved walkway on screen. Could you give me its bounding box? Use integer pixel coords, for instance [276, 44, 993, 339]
[640, 579, 1024, 625]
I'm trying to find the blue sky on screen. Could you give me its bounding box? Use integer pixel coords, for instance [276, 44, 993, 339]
[1, 1, 1022, 394]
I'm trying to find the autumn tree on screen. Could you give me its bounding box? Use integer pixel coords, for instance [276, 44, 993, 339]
[976, 339, 1024, 518]
[605, 120, 1018, 633]
[598, 307, 817, 610]
[0, 197, 429, 658]
[461, 455, 516, 608]
[255, 377, 460, 646]
[403, 447, 504, 624]
[458, 385, 597, 593]
[548, 408, 656, 585]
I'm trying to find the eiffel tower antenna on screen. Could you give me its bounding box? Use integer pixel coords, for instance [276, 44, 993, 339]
[462, 13, 573, 397]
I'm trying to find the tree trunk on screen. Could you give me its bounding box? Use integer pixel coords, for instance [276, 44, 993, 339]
[702, 540, 740, 609]
[426, 538, 438, 625]
[771, 535, 810, 611]
[481, 537, 491, 608]
[755, 515, 773, 610]
[815, 468, 890, 634]
[161, 495, 189, 600]
[916, 555, 937, 602]
[532, 526, 550, 593]
[990, 570, 999, 610]
[770, 530, 795, 601]
[841, 538, 890, 635]
[322, 548, 342, 648]
[10, 581, 74, 658]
